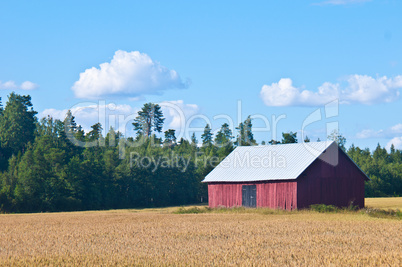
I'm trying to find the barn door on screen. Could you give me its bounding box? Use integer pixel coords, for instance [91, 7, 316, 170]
[242, 185, 256, 207]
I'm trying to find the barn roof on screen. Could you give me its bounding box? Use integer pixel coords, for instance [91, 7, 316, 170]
[203, 141, 345, 183]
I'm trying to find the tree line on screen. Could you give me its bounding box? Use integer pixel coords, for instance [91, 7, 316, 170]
[0, 93, 401, 212]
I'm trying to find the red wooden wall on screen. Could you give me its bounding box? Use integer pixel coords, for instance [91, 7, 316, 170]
[208, 180, 297, 210]
[296, 148, 366, 209]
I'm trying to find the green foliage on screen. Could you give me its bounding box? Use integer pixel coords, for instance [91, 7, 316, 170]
[0, 93, 401, 213]
[132, 103, 165, 137]
[215, 123, 234, 158]
[348, 144, 402, 197]
[362, 208, 402, 220]
[328, 130, 346, 151]
[201, 124, 213, 147]
[0, 93, 37, 170]
[281, 131, 298, 144]
[310, 204, 339, 213]
[190, 132, 198, 147]
[268, 139, 280, 145]
[0, 96, 219, 212]
[174, 206, 211, 214]
[164, 129, 176, 147]
[214, 123, 233, 147]
[174, 206, 401, 220]
[235, 116, 257, 146]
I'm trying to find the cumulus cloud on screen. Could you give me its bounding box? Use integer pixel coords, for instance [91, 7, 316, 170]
[0, 81, 17, 89]
[160, 100, 200, 130]
[390, 123, 402, 133]
[20, 81, 39, 90]
[260, 75, 402, 107]
[41, 103, 139, 135]
[72, 50, 189, 99]
[40, 100, 200, 138]
[260, 78, 337, 107]
[0, 80, 38, 90]
[386, 137, 402, 150]
[313, 0, 371, 5]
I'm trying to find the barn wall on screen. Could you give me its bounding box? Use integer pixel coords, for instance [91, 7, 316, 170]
[258, 181, 297, 210]
[297, 146, 366, 209]
[207, 183, 242, 208]
[208, 181, 297, 210]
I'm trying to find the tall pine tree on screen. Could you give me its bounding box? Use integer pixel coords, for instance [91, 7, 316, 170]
[201, 124, 213, 147]
[0, 93, 37, 170]
[133, 103, 165, 138]
[235, 116, 256, 146]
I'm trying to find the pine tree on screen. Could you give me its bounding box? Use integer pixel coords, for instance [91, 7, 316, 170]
[268, 139, 280, 145]
[132, 103, 164, 137]
[190, 132, 198, 147]
[235, 116, 256, 146]
[328, 130, 346, 151]
[281, 132, 298, 144]
[214, 123, 233, 147]
[0, 93, 37, 161]
[87, 123, 103, 142]
[164, 129, 176, 147]
[64, 110, 77, 134]
[201, 124, 213, 147]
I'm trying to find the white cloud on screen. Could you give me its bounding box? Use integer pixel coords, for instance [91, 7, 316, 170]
[342, 75, 401, 104]
[41, 103, 139, 135]
[260, 78, 338, 107]
[0, 80, 38, 90]
[314, 0, 371, 6]
[356, 123, 402, 139]
[356, 123, 402, 152]
[260, 75, 402, 107]
[386, 137, 402, 150]
[390, 123, 402, 133]
[40, 100, 200, 138]
[0, 81, 17, 89]
[72, 50, 188, 99]
[356, 129, 384, 139]
[20, 81, 39, 90]
[160, 100, 200, 130]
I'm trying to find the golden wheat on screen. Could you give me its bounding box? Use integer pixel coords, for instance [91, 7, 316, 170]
[365, 197, 402, 210]
[0, 205, 401, 266]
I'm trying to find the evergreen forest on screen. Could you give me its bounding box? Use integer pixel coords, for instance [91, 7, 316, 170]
[0, 93, 401, 213]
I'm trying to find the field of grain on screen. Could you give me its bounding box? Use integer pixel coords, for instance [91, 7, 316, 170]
[0, 200, 401, 266]
[365, 197, 402, 210]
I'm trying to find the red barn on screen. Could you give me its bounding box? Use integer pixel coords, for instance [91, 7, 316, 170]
[202, 141, 369, 210]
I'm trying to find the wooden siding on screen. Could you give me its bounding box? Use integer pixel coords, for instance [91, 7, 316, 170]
[297, 148, 366, 209]
[208, 181, 297, 210]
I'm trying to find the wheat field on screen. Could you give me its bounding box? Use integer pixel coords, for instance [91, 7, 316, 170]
[365, 196, 402, 210]
[0, 200, 401, 266]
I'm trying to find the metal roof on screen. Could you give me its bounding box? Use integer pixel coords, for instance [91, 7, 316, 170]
[202, 141, 335, 183]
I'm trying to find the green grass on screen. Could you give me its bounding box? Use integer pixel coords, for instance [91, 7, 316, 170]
[173, 202, 401, 220]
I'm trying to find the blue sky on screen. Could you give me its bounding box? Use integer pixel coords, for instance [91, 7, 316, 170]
[0, 0, 401, 150]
